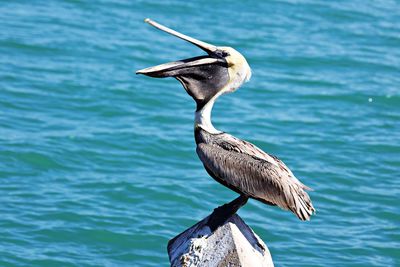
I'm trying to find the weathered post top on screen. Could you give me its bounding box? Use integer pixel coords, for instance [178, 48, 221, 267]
[168, 214, 274, 267]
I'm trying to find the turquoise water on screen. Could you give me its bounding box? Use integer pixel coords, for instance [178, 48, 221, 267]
[1, 0, 399, 266]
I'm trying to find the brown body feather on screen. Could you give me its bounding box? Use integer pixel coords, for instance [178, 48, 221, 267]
[195, 127, 315, 221]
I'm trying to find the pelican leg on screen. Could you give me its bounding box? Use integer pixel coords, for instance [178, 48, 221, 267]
[206, 194, 249, 231]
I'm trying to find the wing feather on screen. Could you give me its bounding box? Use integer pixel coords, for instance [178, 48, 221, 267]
[196, 136, 315, 220]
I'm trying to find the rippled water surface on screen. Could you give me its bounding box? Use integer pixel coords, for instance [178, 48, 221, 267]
[1, 1, 399, 266]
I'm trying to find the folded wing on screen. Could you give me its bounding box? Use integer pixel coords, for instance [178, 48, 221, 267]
[196, 134, 315, 221]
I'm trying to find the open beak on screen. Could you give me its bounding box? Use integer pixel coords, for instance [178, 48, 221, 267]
[136, 18, 225, 77]
[136, 19, 230, 110]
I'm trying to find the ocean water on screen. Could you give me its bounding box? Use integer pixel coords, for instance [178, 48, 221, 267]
[1, 0, 399, 266]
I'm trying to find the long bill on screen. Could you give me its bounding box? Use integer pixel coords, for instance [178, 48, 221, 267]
[136, 19, 230, 111]
[136, 56, 224, 77]
[143, 18, 218, 55]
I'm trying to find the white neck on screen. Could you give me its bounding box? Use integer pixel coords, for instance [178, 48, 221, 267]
[194, 97, 222, 134]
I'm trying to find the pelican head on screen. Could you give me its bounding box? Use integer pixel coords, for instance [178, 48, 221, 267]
[136, 19, 251, 111]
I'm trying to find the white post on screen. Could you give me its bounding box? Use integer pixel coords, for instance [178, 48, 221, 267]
[168, 214, 274, 267]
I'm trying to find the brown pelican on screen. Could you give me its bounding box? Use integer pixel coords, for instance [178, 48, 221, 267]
[137, 19, 315, 224]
